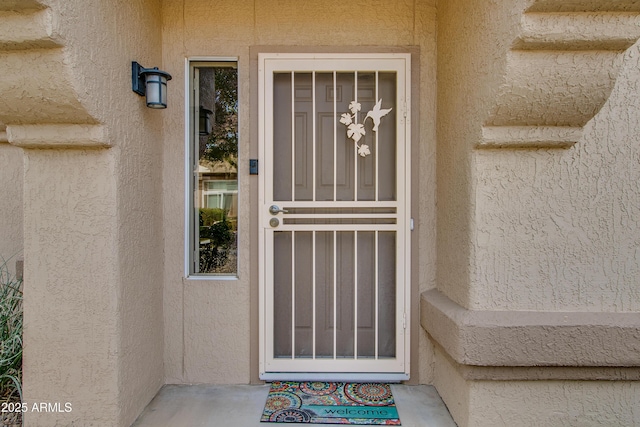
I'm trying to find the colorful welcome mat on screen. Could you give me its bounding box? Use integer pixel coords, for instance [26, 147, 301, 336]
[260, 381, 401, 425]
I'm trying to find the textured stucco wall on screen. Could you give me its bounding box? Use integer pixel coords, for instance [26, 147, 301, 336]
[437, 0, 640, 312]
[161, 0, 438, 385]
[108, 1, 166, 423]
[435, 1, 640, 426]
[434, 347, 640, 427]
[0, 142, 23, 276]
[436, 0, 524, 310]
[2, 0, 167, 425]
[22, 149, 120, 425]
[474, 41, 640, 312]
[467, 379, 640, 427]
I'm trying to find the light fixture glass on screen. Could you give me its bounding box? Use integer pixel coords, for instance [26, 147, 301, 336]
[199, 106, 213, 135]
[132, 62, 172, 109]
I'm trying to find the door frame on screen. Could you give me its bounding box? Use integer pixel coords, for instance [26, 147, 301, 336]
[257, 52, 413, 382]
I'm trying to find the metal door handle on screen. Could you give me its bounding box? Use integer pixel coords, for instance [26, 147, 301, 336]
[269, 205, 288, 215]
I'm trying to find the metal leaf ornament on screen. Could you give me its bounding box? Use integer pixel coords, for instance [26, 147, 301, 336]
[341, 99, 392, 157]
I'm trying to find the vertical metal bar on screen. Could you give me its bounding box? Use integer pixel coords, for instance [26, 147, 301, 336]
[333, 230, 337, 359]
[312, 231, 316, 359]
[312, 72, 317, 202]
[354, 71, 358, 202]
[291, 230, 296, 359]
[291, 72, 295, 202]
[333, 71, 337, 202]
[375, 230, 379, 359]
[375, 71, 379, 202]
[354, 230, 358, 359]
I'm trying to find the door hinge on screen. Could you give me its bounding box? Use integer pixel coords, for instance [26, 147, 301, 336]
[402, 312, 407, 329]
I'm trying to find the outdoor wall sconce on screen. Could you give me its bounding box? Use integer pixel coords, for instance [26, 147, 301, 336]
[132, 61, 172, 109]
[199, 106, 213, 135]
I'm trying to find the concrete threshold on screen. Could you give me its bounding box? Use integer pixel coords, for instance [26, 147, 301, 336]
[131, 384, 457, 427]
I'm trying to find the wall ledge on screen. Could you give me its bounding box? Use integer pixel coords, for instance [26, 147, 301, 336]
[7, 124, 110, 148]
[437, 346, 640, 381]
[479, 126, 581, 149]
[421, 289, 640, 368]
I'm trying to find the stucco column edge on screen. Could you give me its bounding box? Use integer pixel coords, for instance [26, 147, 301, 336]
[421, 289, 640, 368]
[480, 6, 640, 149]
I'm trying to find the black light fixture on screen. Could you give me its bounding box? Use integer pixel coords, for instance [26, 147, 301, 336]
[199, 106, 213, 135]
[132, 61, 172, 109]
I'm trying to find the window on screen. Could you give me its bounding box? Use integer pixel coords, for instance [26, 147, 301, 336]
[203, 180, 238, 211]
[188, 61, 238, 276]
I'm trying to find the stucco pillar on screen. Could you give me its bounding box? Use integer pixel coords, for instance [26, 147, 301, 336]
[1, 0, 165, 425]
[429, 0, 640, 426]
[22, 148, 120, 425]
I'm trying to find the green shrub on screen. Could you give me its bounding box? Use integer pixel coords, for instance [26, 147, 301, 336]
[199, 208, 226, 227]
[0, 258, 22, 403]
[199, 210, 235, 273]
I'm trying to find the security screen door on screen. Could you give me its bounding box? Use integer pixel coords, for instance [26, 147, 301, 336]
[258, 53, 411, 381]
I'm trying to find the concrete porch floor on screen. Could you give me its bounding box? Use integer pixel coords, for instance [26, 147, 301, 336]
[131, 384, 458, 427]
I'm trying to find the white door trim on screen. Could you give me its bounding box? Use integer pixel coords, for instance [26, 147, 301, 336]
[258, 53, 411, 381]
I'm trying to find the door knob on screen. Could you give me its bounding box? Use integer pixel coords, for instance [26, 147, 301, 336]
[269, 205, 288, 215]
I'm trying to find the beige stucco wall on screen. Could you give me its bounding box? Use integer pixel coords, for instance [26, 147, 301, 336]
[161, 0, 438, 385]
[1, 0, 166, 425]
[434, 347, 640, 427]
[22, 149, 121, 425]
[438, 38, 640, 422]
[0, 141, 23, 277]
[474, 40, 640, 312]
[437, 0, 640, 312]
[434, 1, 640, 425]
[466, 380, 639, 427]
[2, 0, 636, 425]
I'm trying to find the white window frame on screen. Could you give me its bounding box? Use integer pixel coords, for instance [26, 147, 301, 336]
[202, 179, 238, 210]
[184, 57, 239, 279]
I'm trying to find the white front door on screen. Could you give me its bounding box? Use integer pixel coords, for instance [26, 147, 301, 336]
[258, 53, 411, 381]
